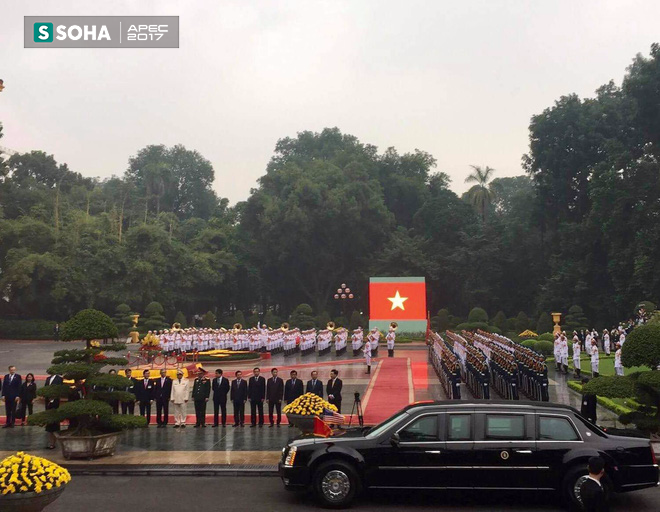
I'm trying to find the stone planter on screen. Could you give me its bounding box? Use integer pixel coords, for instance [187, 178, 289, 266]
[55, 431, 121, 460]
[0, 486, 66, 512]
[286, 413, 317, 433]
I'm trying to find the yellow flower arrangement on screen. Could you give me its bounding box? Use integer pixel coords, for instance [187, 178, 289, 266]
[0, 452, 71, 495]
[141, 333, 160, 348]
[283, 392, 338, 416]
[519, 329, 539, 339]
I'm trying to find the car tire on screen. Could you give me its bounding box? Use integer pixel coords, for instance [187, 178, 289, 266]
[562, 465, 590, 510]
[312, 460, 360, 508]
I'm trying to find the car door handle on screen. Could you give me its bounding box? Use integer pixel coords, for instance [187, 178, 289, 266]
[425, 450, 441, 454]
[513, 449, 532, 454]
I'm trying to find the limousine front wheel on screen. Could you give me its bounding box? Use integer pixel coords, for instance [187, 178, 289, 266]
[313, 460, 359, 508]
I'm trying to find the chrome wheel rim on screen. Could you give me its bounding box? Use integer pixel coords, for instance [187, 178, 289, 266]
[573, 475, 588, 503]
[321, 470, 351, 502]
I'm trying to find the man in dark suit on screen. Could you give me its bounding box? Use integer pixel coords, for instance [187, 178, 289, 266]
[266, 368, 284, 427]
[306, 370, 323, 398]
[284, 370, 304, 428]
[2, 366, 22, 428]
[192, 369, 211, 427]
[212, 369, 230, 427]
[154, 369, 173, 428]
[121, 368, 138, 415]
[580, 456, 609, 512]
[326, 369, 343, 413]
[580, 378, 597, 424]
[44, 372, 63, 448]
[248, 367, 266, 427]
[135, 369, 154, 425]
[230, 370, 247, 427]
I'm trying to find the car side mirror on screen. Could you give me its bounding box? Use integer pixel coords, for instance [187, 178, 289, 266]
[390, 433, 400, 447]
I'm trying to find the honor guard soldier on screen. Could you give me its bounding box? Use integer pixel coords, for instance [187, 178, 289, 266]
[363, 339, 372, 374]
[192, 369, 211, 427]
[386, 325, 396, 357]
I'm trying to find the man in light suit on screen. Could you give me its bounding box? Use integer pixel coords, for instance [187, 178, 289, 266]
[306, 370, 323, 398]
[212, 369, 230, 427]
[170, 369, 189, 428]
[326, 369, 343, 413]
[266, 368, 284, 427]
[2, 366, 22, 428]
[230, 370, 247, 427]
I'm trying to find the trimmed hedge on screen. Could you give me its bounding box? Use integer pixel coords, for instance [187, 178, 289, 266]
[566, 380, 634, 417]
[623, 323, 660, 369]
[537, 332, 554, 341]
[0, 319, 60, 339]
[533, 340, 554, 356]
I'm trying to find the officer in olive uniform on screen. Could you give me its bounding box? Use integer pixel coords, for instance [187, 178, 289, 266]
[192, 370, 211, 427]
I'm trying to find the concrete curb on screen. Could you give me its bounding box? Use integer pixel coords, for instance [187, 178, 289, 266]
[66, 464, 279, 476]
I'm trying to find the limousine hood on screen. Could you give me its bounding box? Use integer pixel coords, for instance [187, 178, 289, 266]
[290, 427, 368, 447]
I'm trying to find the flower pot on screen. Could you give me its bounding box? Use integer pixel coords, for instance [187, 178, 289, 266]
[286, 413, 317, 433]
[55, 431, 121, 460]
[0, 486, 66, 512]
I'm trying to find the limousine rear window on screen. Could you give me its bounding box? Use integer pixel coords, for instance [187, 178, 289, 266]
[575, 415, 608, 438]
[366, 411, 408, 439]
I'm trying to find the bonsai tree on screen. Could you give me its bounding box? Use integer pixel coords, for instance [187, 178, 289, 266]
[202, 311, 217, 328]
[564, 305, 589, 332]
[113, 303, 133, 336]
[143, 301, 166, 332]
[468, 307, 489, 324]
[28, 309, 146, 435]
[173, 310, 188, 328]
[289, 303, 316, 330]
[583, 323, 660, 435]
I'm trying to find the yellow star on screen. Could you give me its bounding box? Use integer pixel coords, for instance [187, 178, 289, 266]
[388, 290, 408, 311]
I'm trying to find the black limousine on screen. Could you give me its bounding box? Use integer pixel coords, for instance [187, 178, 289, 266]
[279, 401, 658, 508]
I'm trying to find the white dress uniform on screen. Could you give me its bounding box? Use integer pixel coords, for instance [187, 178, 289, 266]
[619, 333, 626, 346]
[386, 329, 396, 357]
[614, 347, 624, 376]
[603, 333, 610, 355]
[572, 337, 581, 374]
[351, 328, 363, 354]
[559, 336, 569, 371]
[590, 344, 599, 376]
[363, 340, 372, 374]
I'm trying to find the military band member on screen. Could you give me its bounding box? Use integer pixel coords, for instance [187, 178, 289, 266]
[614, 343, 624, 376]
[572, 332, 581, 377]
[590, 340, 599, 377]
[603, 329, 611, 356]
[363, 339, 372, 374]
[386, 327, 396, 357]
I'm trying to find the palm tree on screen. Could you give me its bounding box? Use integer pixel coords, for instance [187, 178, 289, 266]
[464, 165, 495, 222]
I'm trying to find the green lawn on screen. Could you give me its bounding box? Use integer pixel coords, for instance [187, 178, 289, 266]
[566, 354, 649, 377]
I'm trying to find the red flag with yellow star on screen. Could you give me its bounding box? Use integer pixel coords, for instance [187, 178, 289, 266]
[369, 277, 427, 322]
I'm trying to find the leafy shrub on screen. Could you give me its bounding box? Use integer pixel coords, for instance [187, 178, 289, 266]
[315, 311, 331, 330]
[536, 312, 553, 334]
[564, 305, 589, 332]
[468, 307, 489, 324]
[455, 321, 489, 332]
[622, 323, 660, 369]
[233, 310, 246, 327]
[289, 303, 316, 330]
[144, 301, 166, 332]
[537, 332, 554, 341]
[436, 309, 451, 331]
[173, 311, 187, 328]
[262, 310, 280, 329]
[487, 326, 502, 334]
[522, 339, 536, 349]
[333, 316, 348, 328]
[533, 340, 554, 356]
[113, 304, 133, 335]
[349, 311, 365, 330]
[514, 312, 530, 333]
[202, 311, 216, 328]
[0, 319, 59, 339]
[61, 309, 118, 347]
[490, 311, 507, 332]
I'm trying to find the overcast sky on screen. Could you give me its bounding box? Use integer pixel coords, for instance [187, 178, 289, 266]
[1, 1, 659, 204]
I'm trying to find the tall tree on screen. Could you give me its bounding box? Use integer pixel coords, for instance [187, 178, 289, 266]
[464, 165, 495, 222]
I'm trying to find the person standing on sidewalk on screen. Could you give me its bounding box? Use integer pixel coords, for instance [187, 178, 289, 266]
[326, 369, 343, 413]
[248, 367, 266, 427]
[121, 369, 137, 415]
[231, 371, 247, 427]
[135, 370, 154, 425]
[17, 373, 37, 426]
[192, 369, 210, 427]
[171, 370, 189, 428]
[614, 343, 624, 376]
[266, 368, 284, 427]
[2, 366, 22, 428]
[212, 369, 230, 427]
[154, 369, 172, 428]
[363, 340, 372, 375]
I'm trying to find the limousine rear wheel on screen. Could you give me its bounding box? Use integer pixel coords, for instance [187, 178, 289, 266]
[313, 460, 359, 508]
[563, 466, 590, 509]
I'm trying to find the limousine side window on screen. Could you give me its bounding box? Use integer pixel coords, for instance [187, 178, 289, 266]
[448, 414, 471, 441]
[399, 415, 439, 442]
[485, 414, 525, 440]
[538, 416, 580, 441]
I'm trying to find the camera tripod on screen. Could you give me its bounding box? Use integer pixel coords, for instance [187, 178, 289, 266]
[348, 391, 364, 427]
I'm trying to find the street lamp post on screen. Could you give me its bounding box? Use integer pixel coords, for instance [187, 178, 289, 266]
[334, 283, 355, 322]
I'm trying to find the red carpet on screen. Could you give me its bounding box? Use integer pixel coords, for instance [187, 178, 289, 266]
[411, 361, 428, 390]
[363, 358, 411, 424]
